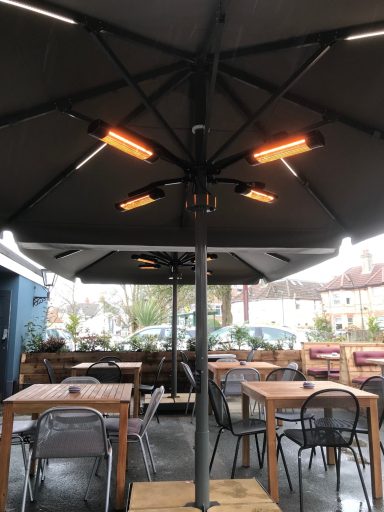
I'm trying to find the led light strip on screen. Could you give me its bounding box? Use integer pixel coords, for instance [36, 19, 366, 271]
[0, 0, 77, 24]
[75, 144, 106, 170]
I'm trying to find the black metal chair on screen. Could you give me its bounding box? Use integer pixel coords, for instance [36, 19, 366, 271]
[354, 375, 384, 468]
[86, 361, 122, 383]
[180, 351, 189, 365]
[222, 367, 260, 397]
[208, 379, 291, 484]
[278, 388, 372, 512]
[43, 358, 57, 384]
[180, 362, 196, 421]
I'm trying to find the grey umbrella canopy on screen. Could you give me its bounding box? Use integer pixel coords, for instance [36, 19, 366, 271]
[2, 1, 384, 509]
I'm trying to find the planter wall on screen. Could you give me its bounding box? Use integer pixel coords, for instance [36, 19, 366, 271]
[19, 349, 302, 391]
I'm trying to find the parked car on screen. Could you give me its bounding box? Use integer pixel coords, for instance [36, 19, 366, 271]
[209, 324, 299, 350]
[44, 328, 75, 351]
[122, 324, 195, 350]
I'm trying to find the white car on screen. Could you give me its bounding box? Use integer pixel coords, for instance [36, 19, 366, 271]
[209, 325, 299, 349]
[122, 324, 195, 350]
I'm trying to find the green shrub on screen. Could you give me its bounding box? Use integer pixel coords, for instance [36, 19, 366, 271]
[77, 332, 112, 351]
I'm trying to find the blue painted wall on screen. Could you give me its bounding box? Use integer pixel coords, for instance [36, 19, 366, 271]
[0, 271, 46, 396]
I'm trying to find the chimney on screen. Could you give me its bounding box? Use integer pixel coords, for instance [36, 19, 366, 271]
[361, 249, 373, 274]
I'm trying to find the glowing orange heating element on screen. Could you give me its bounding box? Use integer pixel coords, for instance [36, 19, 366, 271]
[116, 188, 165, 212]
[247, 131, 324, 165]
[243, 188, 276, 203]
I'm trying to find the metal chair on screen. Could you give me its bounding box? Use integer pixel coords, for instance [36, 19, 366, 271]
[267, 367, 306, 382]
[43, 358, 57, 383]
[354, 375, 384, 468]
[180, 362, 196, 421]
[278, 388, 372, 512]
[86, 361, 122, 383]
[180, 351, 189, 365]
[138, 356, 165, 423]
[61, 376, 100, 384]
[21, 407, 112, 512]
[105, 386, 165, 481]
[222, 367, 260, 397]
[208, 379, 291, 483]
[98, 356, 122, 362]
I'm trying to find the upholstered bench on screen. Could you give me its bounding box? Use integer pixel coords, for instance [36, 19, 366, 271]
[307, 346, 340, 379]
[351, 350, 384, 385]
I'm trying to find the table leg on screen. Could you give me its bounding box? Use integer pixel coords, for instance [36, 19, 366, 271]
[265, 400, 279, 502]
[0, 403, 14, 511]
[115, 403, 129, 510]
[367, 399, 383, 499]
[242, 393, 250, 467]
[133, 369, 140, 417]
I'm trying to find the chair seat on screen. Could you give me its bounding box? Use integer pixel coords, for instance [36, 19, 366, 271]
[139, 384, 155, 393]
[231, 418, 266, 436]
[0, 420, 37, 436]
[104, 417, 143, 436]
[275, 411, 313, 422]
[284, 427, 350, 447]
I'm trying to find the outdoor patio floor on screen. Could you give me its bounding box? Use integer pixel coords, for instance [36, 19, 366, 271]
[4, 403, 384, 512]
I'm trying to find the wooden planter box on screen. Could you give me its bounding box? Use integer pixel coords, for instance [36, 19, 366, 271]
[19, 349, 302, 391]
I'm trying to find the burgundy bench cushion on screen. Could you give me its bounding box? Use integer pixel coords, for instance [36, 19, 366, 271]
[307, 368, 340, 378]
[309, 346, 340, 359]
[353, 350, 384, 366]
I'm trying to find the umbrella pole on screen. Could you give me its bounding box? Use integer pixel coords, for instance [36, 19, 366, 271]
[194, 203, 209, 510]
[171, 269, 178, 398]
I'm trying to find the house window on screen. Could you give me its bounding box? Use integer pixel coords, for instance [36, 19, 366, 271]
[335, 317, 343, 330]
[332, 293, 341, 306]
[347, 317, 353, 326]
[346, 297, 351, 305]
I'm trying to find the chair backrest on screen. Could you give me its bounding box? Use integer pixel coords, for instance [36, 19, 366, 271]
[180, 351, 189, 365]
[354, 350, 384, 366]
[61, 376, 100, 384]
[32, 406, 109, 459]
[208, 379, 233, 432]
[180, 362, 196, 388]
[287, 362, 299, 371]
[153, 356, 166, 387]
[222, 367, 260, 396]
[43, 358, 57, 384]
[98, 356, 122, 362]
[309, 346, 339, 359]
[140, 386, 165, 435]
[86, 361, 121, 383]
[266, 367, 306, 382]
[300, 389, 359, 448]
[360, 375, 384, 428]
[246, 350, 255, 362]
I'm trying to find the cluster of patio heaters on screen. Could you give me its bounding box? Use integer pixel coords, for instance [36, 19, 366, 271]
[87, 119, 325, 211]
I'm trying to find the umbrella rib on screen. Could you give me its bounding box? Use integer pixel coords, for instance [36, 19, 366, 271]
[91, 31, 194, 161]
[0, 61, 187, 131]
[209, 44, 332, 163]
[218, 19, 384, 59]
[219, 63, 384, 141]
[75, 251, 117, 276]
[229, 253, 265, 281]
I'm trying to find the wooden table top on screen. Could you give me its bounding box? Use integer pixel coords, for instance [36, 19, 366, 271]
[4, 383, 133, 405]
[242, 380, 378, 400]
[72, 362, 142, 370]
[318, 353, 340, 360]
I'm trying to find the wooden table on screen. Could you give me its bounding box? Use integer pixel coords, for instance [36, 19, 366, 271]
[0, 383, 132, 511]
[208, 361, 280, 386]
[366, 358, 384, 376]
[71, 362, 142, 416]
[241, 380, 382, 503]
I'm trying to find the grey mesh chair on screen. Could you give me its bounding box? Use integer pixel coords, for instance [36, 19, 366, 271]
[222, 367, 260, 397]
[86, 361, 122, 383]
[43, 358, 57, 383]
[180, 351, 189, 365]
[138, 356, 165, 423]
[180, 362, 196, 421]
[208, 379, 291, 484]
[278, 389, 372, 512]
[105, 386, 165, 481]
[21, 407, 112, 512]
[61, 376, 100, 384]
